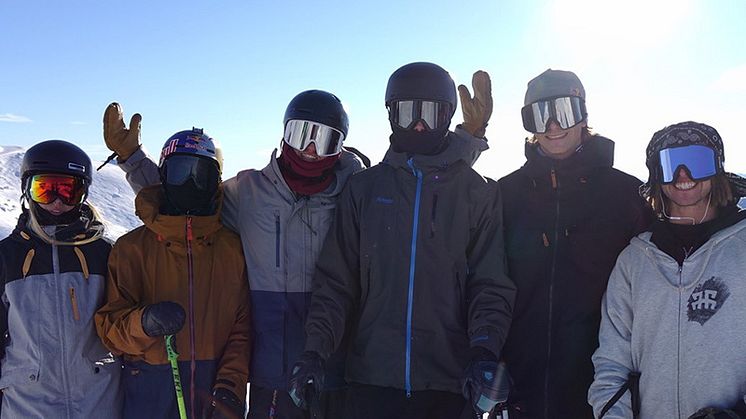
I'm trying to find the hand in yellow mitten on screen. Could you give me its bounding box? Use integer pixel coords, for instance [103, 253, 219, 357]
[103, 102, 142, 161]
[458, 70, 493, 139]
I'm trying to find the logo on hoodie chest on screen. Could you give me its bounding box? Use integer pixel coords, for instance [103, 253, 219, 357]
[687, 276, 730, 325]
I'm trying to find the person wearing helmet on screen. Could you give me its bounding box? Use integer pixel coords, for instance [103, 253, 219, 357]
[95, 129, 251, 419]
[290, 62, 514, 419]
[0, 140, 122, 418]
[100, 91, 363, 419]
[589, 121, 746, 419]
[495, 69, 652, 419]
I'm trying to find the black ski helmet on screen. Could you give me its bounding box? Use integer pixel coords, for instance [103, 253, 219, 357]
[283, 90, 349, 139]
[384, 62, 458, 114]
[21, 140, 92, 191]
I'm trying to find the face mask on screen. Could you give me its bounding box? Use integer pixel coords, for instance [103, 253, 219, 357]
[389, 124, 450, 155]
[162, 178, 218, 216]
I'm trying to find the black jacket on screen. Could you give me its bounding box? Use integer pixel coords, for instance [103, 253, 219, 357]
[498, 136, 652, 419]
[304, 134, 516, 394]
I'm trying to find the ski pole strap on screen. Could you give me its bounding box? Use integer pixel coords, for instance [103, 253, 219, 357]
[600, 371, 641, 418]
[165, 335, 188, 419]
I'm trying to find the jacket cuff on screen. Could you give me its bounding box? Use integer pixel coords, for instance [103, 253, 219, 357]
[118, 147, 148, 170]
[469, 327, 501, 360]
[131, 307, 154, 340]
[304, 335, 332, 361]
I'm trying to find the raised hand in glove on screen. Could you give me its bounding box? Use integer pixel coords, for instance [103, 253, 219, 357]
[141, 301, 186, 337]
[202, 388, 244, 419]
[288, 350, 325, 411]
[462, 348, 510, 415]
[458, 70, 493, 138]
[103, 102, 142, 161]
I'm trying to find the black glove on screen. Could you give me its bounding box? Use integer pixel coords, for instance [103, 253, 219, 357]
[688, 407, 744, 419]
[141, 301, 186, 337]
[202, 388, 243, 419]
[288, 351, 325, 411]
[463, 349, 510, 415]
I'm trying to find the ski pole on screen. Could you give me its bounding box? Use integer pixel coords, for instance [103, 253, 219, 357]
[166, 334, 188, 419]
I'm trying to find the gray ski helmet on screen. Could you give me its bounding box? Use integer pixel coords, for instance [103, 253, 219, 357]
[385, 62, 457, 113]
[283, 90, 349, 138]
[21, 140, 92, 190]
[158, 128, 223, 173]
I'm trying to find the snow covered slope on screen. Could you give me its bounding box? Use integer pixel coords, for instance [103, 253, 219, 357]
[0, 145, 141, 240]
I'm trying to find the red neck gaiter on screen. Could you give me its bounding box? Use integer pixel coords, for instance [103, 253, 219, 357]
[277, 142, 340, 196]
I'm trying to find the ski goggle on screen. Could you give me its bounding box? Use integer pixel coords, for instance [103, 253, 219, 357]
[161, 154, 221, 190]
[388, 100, 452, 131]
[283, 119, 345, 157]
[27, 174, 87, 205]
[658, 144, 719, 184]
[521, 96, 587, 134]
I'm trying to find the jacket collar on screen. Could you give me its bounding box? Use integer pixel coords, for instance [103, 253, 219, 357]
[382, 129, 488, 172]
[521, 135, 615, 178]
[135, 185, 223, 242]
[261, 148, 364, 200]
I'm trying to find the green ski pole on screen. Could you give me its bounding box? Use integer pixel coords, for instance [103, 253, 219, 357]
[166, 334, 188, 419]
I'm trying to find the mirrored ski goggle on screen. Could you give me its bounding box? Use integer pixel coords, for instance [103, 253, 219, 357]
[659, 144, 718, 184]
[389, 100, 452, 131]
[283, 119, 345, 157]
[161, 154, 221, 190]
[521, 96, 587, 134]
[27, 174, 87, 205]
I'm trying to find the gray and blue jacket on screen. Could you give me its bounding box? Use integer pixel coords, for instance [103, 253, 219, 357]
[0, 209, 122, 419]
[589, 217, 746, 418]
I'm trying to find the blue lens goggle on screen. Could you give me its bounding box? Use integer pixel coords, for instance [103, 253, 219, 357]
[659, 144, 719, 184]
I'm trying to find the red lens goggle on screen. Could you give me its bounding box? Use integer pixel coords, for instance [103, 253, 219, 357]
[27, 174, 86, 205]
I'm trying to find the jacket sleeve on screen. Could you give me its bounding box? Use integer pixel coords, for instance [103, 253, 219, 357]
[466, 179, 516, 357]
[213, 265, 251, 399]
[451, 127, 489, 167]
[218, 175, 241, 233]
[304, 182, 361, 360]
[588, 254, 636, 418]
[117, 147, 161, 193]
[94, 242, 158, 356]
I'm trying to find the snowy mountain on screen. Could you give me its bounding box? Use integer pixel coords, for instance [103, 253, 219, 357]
[0, 145, 141, 240]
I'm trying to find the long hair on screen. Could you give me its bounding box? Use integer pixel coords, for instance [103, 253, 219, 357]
[646, 174, 734, 218]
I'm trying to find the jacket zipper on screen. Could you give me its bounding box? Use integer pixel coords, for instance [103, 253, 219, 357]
[185, 216, 197, 417]
[677, 264, 683, 419]
[405, 158, 424, 397]
[430, 194, 439, 238]
[544, 168, 560, 419]
[275, 214, 281, 268]
[69, 287, 80, 321]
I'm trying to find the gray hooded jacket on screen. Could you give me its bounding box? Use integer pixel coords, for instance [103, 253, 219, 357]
[589, 218, 746, 418]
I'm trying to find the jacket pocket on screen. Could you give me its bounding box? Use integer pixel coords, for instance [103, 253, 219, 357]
[69, 287, 81, 321]
[275, 213, 281, 269]
[0, 367, 41, 390]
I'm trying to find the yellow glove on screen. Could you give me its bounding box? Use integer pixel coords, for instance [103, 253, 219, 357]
[458, 70, 493, 138]
[103, 102, 142, 161]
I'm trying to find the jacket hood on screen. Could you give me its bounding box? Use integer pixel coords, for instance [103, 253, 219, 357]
[134, 185, 223, 242]
[261, 148, 364, 200]
[631, 215, 746, 286]
[522, 135, 615, 177]
[13, 203, 106, 246]
[382, 127, 489, 171]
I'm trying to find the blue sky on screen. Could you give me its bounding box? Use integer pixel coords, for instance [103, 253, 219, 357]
[2, 0, 745, 180]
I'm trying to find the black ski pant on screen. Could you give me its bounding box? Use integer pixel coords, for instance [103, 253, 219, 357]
[246, 385, 346, 419]
[344, 383, 477, 419]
